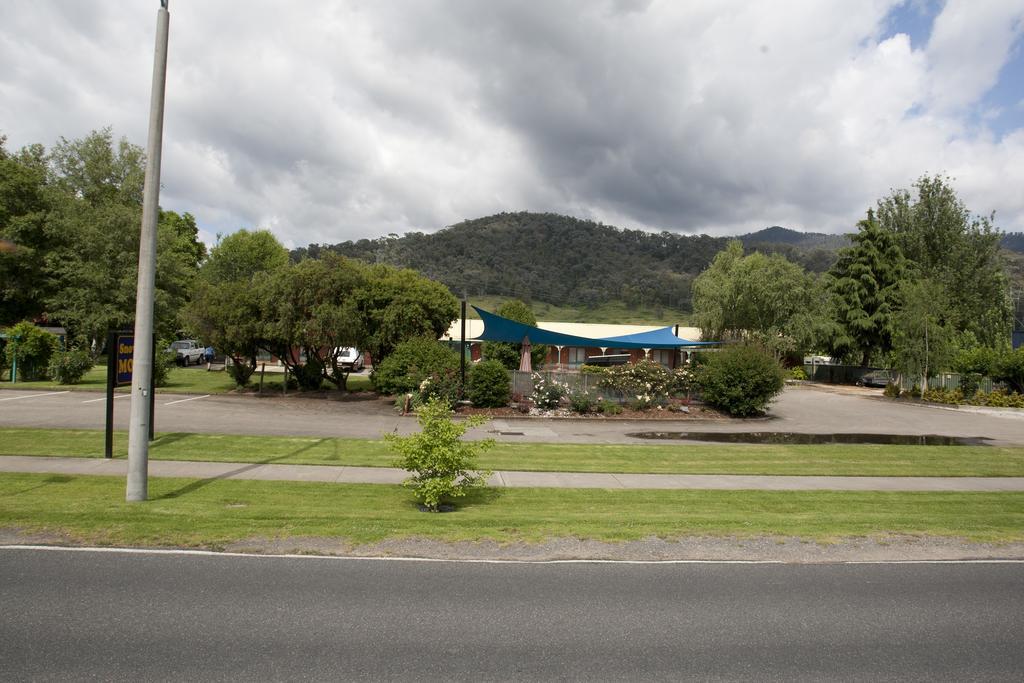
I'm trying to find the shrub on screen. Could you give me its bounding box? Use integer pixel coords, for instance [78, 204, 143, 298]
[922, 387, 963, 405]
[385, 397, 494, 511]
[970, 389, 1024, 409]
[480, 341, 520, 371]
[152, 348, 177, 388]
[883, 382, 901, 398]
[903, 384, 921, 399]
[959, 372, 982, 400]
[466, 360, 511, 408]
[47, 348, 94, 384]
[417, 367, 462, 409]
[788, 366, 808, 381]
[568, 390, 595, 414]
[597, 359, 674, 398]
[628, 396, 655, 411]
[595, 398, 622, 415]
[227, 359, 255, 387]
[372, 337, 460, 395]
[292, 358, 325, 391]
[694, 344, 784, 417]
[2, 321, 58, 381]
[993, 347, 1024, 395]
[531, 373, 567, 409]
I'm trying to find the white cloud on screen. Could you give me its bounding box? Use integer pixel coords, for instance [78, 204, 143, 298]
[925, 0, 1024, 112]
[1, 0, 1023, 246]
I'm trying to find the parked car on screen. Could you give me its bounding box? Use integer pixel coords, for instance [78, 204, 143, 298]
[856, 369, 893, 388]
[168, 339, 205, 366]
[336, 347, 364, 372]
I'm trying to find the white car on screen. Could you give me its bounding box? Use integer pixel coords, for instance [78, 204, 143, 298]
[168, 339, 204, 366]
[336, 347, 364, 372]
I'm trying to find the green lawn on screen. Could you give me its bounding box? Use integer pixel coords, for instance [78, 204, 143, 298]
[4, 428, 1024, 477]
[2, 366, 374, 395]
[1, 473, 1021, 546]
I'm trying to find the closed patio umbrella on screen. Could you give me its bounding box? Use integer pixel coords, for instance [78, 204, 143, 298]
[519, 335, 532, 373]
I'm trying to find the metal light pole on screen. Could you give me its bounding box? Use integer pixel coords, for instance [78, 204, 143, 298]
[127, 0, 170, 502]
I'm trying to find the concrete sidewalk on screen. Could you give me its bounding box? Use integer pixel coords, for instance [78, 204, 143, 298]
[3, 455, 1024, 491]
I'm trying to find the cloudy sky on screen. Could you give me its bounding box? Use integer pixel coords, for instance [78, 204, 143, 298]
[2, 0, 1023, 247]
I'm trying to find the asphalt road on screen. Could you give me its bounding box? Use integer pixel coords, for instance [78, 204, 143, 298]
[1, 384, 1022, 445]
[2, 548, 1022, 681]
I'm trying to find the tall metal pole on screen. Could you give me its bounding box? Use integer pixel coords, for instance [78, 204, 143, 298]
[127, 1, 170, 502]
[460, 299, 467, 397]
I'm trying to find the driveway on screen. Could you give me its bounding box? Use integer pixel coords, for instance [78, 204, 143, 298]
[0, 385, 1021, 445]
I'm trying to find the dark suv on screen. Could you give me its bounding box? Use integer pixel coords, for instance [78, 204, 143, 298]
[856, 370, 893, 388]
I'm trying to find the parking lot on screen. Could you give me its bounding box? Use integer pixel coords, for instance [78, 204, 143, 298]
[1, 384, 1022, 446]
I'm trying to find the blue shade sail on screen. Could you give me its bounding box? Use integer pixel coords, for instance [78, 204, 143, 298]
[472, 307, 719, 349]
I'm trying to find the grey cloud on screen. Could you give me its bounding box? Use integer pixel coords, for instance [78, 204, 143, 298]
[1, 0, 1022, 245]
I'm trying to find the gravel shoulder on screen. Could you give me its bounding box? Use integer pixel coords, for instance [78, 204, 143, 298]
[4, 528, 1022, 562]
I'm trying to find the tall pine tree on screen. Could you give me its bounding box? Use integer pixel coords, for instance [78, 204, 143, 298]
[827, 210, 905, 366]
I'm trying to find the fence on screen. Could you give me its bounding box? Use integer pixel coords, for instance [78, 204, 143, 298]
[803, 364, 996, 393]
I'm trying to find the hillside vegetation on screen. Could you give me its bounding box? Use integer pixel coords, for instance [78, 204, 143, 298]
[292, 212, 845, 316]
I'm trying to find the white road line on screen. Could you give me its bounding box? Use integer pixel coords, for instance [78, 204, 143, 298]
[2, 546, 1023, 565]
[0, 391, 70, 402]
[163, 394, 210, 406]
[81, 394, 130, 404]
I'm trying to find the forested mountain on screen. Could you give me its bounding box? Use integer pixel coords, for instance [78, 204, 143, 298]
[291, 212, 844, 312]
[1002, 232, 1024, 253]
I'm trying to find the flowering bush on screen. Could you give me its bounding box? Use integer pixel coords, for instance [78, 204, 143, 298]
[597, 359, 674, 398]
[416, 368, 461, 408]
[671, 366, 696, 394]
[628, 393, 656, 411]
[531, 373, 567, 409]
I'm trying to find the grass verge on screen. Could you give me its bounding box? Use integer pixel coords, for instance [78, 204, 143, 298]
[1, 366, 374, 395]
[2, 473, 1022, 546]
[3, 428, 1024, 477]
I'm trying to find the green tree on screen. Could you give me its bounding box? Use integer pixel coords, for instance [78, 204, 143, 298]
[355, 264, 458, 365]
[201, 228, 288, 283]
[992, 347, 1024, 394]
[0, 137, 51, 324]
[876, 175, 1012, 348]
[260, 254, 367, 390]
[692, 241, 823, 358]
[891, 278, 955, 391]
[826, 212, 905, 366]
[39, 130, 204, 347]
[184, 229, 289, 386]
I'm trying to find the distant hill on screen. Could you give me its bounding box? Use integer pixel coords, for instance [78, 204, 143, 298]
[741, 226, 849, 250]
[291, 212, 846, 313]
[1002, 233, 1024, 253]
